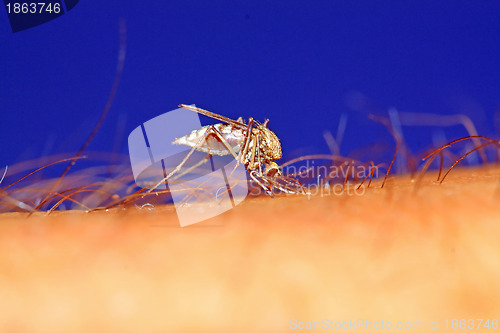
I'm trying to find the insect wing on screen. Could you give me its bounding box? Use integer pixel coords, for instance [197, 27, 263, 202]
[179, 104, 248, 130]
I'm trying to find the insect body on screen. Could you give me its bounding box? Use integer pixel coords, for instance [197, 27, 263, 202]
[168, 104, 304, 196]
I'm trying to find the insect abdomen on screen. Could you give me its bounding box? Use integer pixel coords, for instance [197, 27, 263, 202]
[173, 124, 245, 156]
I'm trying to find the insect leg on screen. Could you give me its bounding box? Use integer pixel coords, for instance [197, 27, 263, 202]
[256, 133, 263, 176]
[276, 175, 307, 194]
[173, 125, 247, 205]
[250, 170, 273, 197]
[148, 128, 216, 192]
[168, 154, 212, 182]
[171, 124, 240, 178]
[240, 118, 254, 164]
[246, 135, 277, 196]
[260, 173, 306, 195]
[209, 125, 239, 161]
[249, 132, 258, 172]
[150, 124, 245, 193]
[228, 118, 254, 179]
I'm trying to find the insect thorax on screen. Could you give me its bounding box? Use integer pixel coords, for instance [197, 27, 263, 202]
[260, 127, 282, 160]
[243, 126, 282, 170]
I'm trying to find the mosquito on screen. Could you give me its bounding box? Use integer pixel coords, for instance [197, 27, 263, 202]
[149, 104, 305, 197]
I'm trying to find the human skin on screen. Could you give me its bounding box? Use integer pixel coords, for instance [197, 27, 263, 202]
[0, 165, 499, 332]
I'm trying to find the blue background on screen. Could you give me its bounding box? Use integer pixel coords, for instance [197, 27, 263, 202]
[1, 1, 500, 170]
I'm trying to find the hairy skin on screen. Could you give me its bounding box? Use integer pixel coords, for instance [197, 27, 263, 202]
[0, 166, 499, 332]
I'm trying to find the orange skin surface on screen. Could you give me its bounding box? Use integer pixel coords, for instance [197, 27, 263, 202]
[0, 166, 499, 332]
